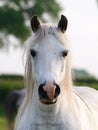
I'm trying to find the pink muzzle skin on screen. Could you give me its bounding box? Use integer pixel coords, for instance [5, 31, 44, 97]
[43, 81, 56, 100]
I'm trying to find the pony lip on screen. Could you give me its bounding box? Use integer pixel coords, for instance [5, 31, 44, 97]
[39, 98, 57, 105]
[39, 88, 57, 105]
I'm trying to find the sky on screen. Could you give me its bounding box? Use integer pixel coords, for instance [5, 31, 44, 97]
[0, 0, 98, 78]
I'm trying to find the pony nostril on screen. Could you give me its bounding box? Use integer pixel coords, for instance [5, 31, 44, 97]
[38, 82, 49, 99]
[54, 83, 60, 98]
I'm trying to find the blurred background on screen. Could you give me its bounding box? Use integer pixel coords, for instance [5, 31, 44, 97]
[0, 0, 98, 130]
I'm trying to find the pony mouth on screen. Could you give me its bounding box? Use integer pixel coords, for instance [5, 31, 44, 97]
[39, 98, 57, 105]
[38, 82, 60, 105]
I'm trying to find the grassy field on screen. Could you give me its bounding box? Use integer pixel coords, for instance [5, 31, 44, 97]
[0, 117, 7, 130]
[0, 106, 7, 130]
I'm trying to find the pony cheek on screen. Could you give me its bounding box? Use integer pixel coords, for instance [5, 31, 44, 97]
[58, 64, 66, 83]
[31, 64, 39, 82]
[53, 70, 64, 84]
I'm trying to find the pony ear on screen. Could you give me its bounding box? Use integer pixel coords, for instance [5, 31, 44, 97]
[58, 15, 68, 33]
[31, 15, 40, 32]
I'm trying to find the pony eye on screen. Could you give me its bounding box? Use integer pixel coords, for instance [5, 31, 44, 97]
[30, 49, 37, 58]
[62, 50, 68, 58]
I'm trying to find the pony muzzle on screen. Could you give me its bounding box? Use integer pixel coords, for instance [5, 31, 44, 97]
[38, 81, 60, 104]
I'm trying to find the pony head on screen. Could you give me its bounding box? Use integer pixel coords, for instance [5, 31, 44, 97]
[25, 15, 71, 105]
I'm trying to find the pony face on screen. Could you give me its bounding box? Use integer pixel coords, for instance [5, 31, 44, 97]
[30, 15, 68, 104]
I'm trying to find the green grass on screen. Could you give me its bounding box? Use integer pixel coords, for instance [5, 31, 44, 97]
[0, 106, 5, 117]
[0, 116, 7, 130]
[0, 78, 24, 104]
[74, 81, 98, 90]
[0, 78, 24, 90]
[0, 106, 7, 130]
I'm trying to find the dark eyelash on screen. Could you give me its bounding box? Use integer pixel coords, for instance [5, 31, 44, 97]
[62, 50, 68, 57]
[30, 49, 37, 57]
